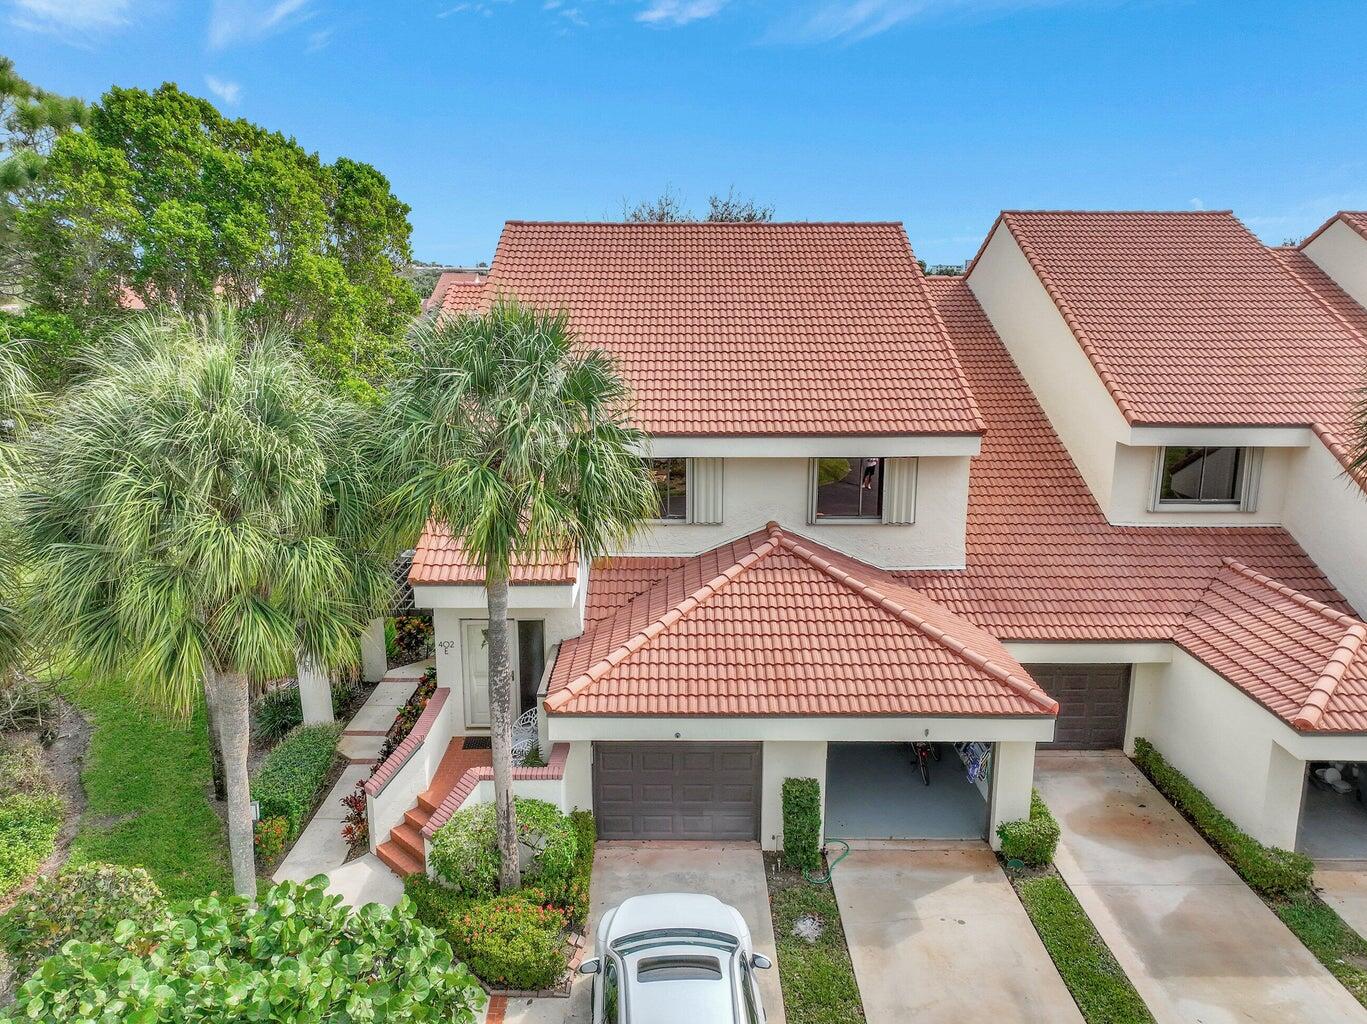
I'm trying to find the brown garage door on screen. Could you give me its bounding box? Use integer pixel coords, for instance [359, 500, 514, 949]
[1028, 664, 1132, 749]
[592, 742, 761, 840]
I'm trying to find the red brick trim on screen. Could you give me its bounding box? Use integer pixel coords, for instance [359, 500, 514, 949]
[420, 742, 570, 840]
[362, 687, 450, 798]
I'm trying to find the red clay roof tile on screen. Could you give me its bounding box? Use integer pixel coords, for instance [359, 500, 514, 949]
[479, 221, 984, 437]
[424, 271, 486, 313]
[409, 521, 577, 586]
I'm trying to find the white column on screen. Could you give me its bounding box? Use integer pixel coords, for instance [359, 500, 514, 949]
[297, 652, 333, 725]
[360, 617, 387, 683]
[988, 740, 1037, 850]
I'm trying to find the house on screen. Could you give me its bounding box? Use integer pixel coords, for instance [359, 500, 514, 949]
[363, 212, 1367, 876]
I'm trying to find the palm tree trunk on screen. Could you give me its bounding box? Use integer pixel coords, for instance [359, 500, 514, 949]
[202, 688, 228, 801]
[206, 665, 257, 898]
[486, 573, 521, 892]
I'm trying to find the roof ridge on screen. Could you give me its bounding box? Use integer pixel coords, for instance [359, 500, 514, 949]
[999, 208, 1237, 216]
[542, 535, 778, 712]
[771, 527, 1059, 713]
[499, 220, 908, 227]
[996, 213, 1140, 424]
[1219, 557, 1360, 628]
[1300, 211, 1367, 250]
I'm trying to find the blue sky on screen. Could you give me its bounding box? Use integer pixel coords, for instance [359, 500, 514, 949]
[6, 1, 1367, 266]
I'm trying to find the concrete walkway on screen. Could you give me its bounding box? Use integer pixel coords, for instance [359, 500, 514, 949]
[831, 845, 1083, 1024]
[1037, 751, 1367, 1024]
[1315, 866, 1367, 942]
[271, 660, 428, 908]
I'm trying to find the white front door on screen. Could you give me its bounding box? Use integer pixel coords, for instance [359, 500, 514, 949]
[462, 619, 519, 728]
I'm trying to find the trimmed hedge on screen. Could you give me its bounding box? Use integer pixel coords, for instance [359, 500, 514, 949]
[428, 798, 579, 901]
[0, 793, 63, 897]
[449, 892, 568, 991]
[1132, 737, 1312, 898]
[250, 723, 343, 840]
[782, 777, 822, 872]
[997, 789, 1060, 867]
[0, 863, 168, 982]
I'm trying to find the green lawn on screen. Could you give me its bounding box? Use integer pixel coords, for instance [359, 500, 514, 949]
[1274, 895, 1367, 1007]
[764, 854, 865, 1024]
[58, 670, 231, 902]
[1015, 873, 1154, 1024]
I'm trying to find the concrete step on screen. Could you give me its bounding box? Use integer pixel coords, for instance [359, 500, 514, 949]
[392, 822, 425, 861]
[404, 807, 432, 833]
[377, 840, 423, 878]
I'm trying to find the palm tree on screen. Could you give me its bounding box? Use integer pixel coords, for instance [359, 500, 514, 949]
[0, 330, 35, 679]
[381, 299, 655, 890]
[17, 305, 390, 896]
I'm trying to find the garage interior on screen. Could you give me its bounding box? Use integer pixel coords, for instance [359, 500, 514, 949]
[1298, 761, 1367, 860]
[824, 742, 990, 840]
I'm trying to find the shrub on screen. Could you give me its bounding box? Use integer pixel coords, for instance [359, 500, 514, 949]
[533, 809, 595, 926]
[1132, 737, 1313, 898]
[782, 777, 822, 872]
[0, 675, 58, 741]
[0, 863, 167, 982]
[0, 736, 54, 796]
[429, 798, 580, 900]
[405, 873, 475, 931]
[375, 668, 438, 766]
[0, 793, 63, 896]
[255, 680, 365, 743]
[449, 893, 568, 991]
[392, 614, 435, 662]
[250, 722, 343, 840]
[5, 877, 485, 1022]
[254, 816, 289, 864]
[341, 779, 369, 849]
[997, 789, 1060, 867]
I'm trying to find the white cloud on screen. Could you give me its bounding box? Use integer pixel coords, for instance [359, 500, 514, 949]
[775, 0, 1108, 44]
[1190, 197, 1205, 211]
[306, 26, 333, 51]
[209, 0, 313, 48]
[9, 0, 131, 37]
[204, 75, 242, 105]
[637, 0, 727, 26]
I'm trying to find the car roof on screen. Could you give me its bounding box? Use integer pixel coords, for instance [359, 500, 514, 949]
[602, 893, 745, 945]
[619, 939, 739, 1024]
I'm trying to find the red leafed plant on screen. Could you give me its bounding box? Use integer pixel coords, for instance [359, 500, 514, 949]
[341, 780, 369, 849]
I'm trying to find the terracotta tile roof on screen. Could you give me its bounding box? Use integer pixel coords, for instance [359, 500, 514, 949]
[546, 523, 1058, 718]
[409, 521, 577, 586]
[424, 271, 486, 313]
[1175, 560, 1367, 733]
[977, 212, 1367, 476]
[479, 221, 984, 437]
[1300, 211, 1367, 249]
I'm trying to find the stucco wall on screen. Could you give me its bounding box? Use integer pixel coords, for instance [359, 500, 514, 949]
[988, 741, 1036, 850]
[1109, 444, 1291, 526]
[760, 740, 827, 852]
[1304, 219, 1367, 309]
[1128, 650, 1305, 849]
[968, 223, 1130, 510]
[1282, 437, 1367, 616]
[621, 455, 971, 569]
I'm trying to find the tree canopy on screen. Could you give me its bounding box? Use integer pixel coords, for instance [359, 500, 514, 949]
[17, 82, 419, 399]
[623, 186, 774, 223]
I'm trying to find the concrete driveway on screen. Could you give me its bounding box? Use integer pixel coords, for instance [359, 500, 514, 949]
[1036, 751, 1367, 1024]
[831, 844, 1083, 1024]
[506, 843, 784, 1024]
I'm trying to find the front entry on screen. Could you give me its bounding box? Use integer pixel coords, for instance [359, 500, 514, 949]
[592, 742, 761, 840]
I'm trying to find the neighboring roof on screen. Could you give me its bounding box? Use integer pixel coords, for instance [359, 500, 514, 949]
[408, 522, 577, 586]
[1300, 211, 1367, 249]
[1176, 559, 1367, 733]
[424, 270, 486, 313]
[546, 523, 1058, 718]
[974, 211, 1367, 465]
[479, 221, 984, 437]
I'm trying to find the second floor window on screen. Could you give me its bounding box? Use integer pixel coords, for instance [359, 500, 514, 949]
[1158, 446, 1246, 504]
[649, 457, 687, 520]
[814, 457, 883, 519]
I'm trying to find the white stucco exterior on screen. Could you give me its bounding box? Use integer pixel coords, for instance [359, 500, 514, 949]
[761, 740, 827, 852]
[1303, 218, 1367, 309]
[1283, 436, 1367, 615]
[621, 455, 972, 569]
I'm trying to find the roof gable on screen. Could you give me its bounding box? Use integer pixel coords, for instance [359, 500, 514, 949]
[480, 221, 984, 437]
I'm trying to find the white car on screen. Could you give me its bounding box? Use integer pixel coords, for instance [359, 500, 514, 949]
[578, 892, 771, 1024]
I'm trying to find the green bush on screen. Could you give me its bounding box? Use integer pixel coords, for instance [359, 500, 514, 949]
[997, 790, 1060, 867]
[1132, 737, 1313, 898]
[5, 877, 485, 1022]
[0, 675, 58, 741]
[254, 680, 364, 743]
[405, 873, 475, 929]
[782, 777, 822, 872]
[429, 798, 580, 900]
[254, 816, 289, 864]
[0, 793, 63, 897]
[534, 809, 595, 926]
[449, 892, 568, 991]
[250, 722, 343, 840]
[0, 863, 168, 983]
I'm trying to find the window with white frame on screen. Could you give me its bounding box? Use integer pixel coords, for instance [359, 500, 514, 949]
[648, 457, 688, 520]
[1155, 446, 1254, 507]
[813, 457, 884, 519]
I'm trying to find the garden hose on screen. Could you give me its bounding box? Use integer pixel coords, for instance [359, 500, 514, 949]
[803, 838, 851, 885]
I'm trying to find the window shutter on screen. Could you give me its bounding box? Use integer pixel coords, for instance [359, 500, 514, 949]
[687, 458, 724, 525]
[1241, 448, 1263, 513]
[881, 458, 918, 525]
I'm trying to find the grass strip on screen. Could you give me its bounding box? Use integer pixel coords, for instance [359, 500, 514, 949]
[1014, 872, 1155, 1024]
[763, 852, 865, 1024]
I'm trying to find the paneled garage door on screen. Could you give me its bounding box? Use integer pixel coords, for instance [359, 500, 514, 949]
[592, 742, 762, 840]
[1028, 664, 1132, 750]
